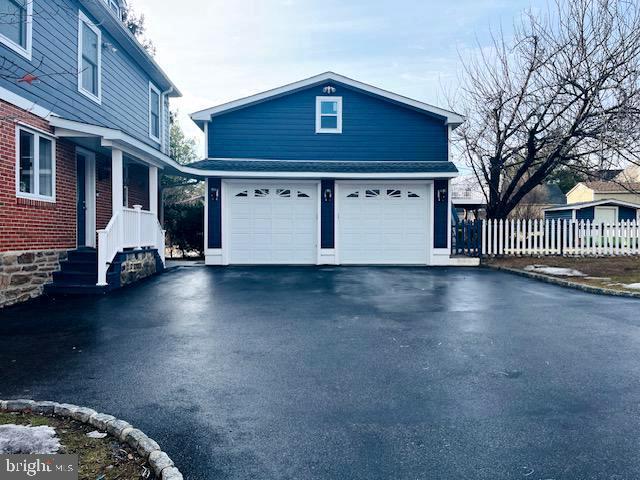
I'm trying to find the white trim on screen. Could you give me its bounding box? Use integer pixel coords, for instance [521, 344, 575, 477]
[76, 147, 97, 247]
[316, 182, 322, 264]
[148, 81, 162, 142]
[16, 121, 55, 138]
[315, 96, 342, 134]
[179, 169, 458, 179]
[78, 10, 102, 104]
[0, 0, 32, 60]
[203, 121, 209, 158]
[15, 125, 57, 203]
[0, 86, 53, 118]
[190, 71, 465, 126]
[47, 117, 173, 168]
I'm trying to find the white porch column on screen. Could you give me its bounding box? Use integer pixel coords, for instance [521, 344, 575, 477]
[111, 148, 124, 216]
[149, 165, 159, 217]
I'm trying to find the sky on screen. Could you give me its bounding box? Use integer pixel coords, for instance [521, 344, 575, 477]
[131, 0, 546, 160]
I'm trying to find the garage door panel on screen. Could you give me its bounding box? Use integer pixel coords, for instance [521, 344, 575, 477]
[226, 182, 318, 264]
[338, 183, 429, 265]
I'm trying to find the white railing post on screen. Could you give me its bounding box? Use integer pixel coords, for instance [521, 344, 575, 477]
[97, 229, 108, 286]
[134, 205, 143, 249]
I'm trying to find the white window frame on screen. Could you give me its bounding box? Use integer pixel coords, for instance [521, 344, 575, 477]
[77, 10, 102, 104]
[148, 82, 162, 142]
[0, 0, 32, 60]
[106, 0, 120, 18]
[15, 125, 56, 203]
[316, 96, 342, 134]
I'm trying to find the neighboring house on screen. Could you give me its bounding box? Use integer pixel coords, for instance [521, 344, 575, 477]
[451, 180, 565, 220]
[567, 181, 640, 204]
[188, 72, 473, 266]
[0, 0, 181, 308]
[451, 176, 485, 221]
[544, 199, 640, 223]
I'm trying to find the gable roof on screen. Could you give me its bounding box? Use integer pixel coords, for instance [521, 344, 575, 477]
[78, 0, 181, 97]
[544, 199, 640, 212]
[582, 181, 640, 193]
[520, 183, 566, 206]
[190, 72, 464, 127]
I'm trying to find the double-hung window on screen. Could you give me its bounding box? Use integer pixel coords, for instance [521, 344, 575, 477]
[78, 11, 102, 103]
[16, 126, 56, 202]
[149, 83, 161, 142]
[316, 96, 342, 133]
[0, 0, 32, 59]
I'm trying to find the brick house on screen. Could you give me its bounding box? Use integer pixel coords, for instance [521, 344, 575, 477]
[0, 0, 181, 308]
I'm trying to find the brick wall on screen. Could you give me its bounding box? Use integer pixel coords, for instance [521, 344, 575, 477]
[0, 100, 76, 253]
[126, 163, 149, 211]
[96, 154, 113, 230]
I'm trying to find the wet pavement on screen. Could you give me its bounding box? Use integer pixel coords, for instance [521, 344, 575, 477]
[1, 266, 639, 479]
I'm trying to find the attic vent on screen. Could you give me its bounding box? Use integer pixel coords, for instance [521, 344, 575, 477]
[323, 86, 336, 94]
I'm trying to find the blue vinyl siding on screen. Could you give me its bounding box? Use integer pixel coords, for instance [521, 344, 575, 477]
[619, 206, 637, 221]
[433, 179, 449, 248]
[0, 0, 160, 149]
[207, 82, 448, 162]
[575, 207, 594, 221]
[545, 210, 574, 221]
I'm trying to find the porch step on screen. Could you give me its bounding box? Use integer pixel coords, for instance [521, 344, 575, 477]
[44, 284, 110, 295]
[44, 247, 120, 297]
[52, 270, 119, 285]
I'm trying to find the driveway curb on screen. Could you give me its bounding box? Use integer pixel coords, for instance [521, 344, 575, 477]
[0, 399, 183, 479]
[484, 265, 640, 299]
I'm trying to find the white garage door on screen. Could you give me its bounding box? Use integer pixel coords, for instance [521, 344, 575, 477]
[226, 183, 318, 264]
[338, 183, 430, 264]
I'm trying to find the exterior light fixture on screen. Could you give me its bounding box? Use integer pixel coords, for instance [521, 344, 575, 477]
[210, 187, 219, 202]
[324, 189, 333, 202]
[323, 86, 336, 94]
[437, 188, 447, 202]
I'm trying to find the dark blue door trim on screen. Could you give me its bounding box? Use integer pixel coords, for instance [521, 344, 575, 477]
[207, 177, 222, 249]
[321, 179, 335, 249]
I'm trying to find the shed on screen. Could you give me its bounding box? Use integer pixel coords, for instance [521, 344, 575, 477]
[543, 199, 640, 223]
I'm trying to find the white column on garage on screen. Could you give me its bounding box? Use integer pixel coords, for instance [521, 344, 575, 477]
[111, 148, 124, 217]
[148, 165, 158, 217]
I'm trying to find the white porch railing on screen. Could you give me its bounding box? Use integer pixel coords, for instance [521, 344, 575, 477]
[96, 205, 166, 286]
[481, 219, 640, 257]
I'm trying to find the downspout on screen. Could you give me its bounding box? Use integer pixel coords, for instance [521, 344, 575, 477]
[159, 86, 174, 227]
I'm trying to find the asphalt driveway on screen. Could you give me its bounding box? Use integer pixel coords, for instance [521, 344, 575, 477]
[1, 266, 640, 479]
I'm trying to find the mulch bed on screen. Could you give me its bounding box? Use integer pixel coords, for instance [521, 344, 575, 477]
[484, 256, 640, 293]
[0, 412, 154, 480]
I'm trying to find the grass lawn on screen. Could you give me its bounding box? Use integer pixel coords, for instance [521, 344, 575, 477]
[0, 412, 153, 479]
[484, 256, 640, 293]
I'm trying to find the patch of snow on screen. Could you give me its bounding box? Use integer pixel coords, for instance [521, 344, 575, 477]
[623, 283, 640, 290]
[86, 430, 107, 439]
[524, 265, 587, 277]
[0, 424, 60, 454]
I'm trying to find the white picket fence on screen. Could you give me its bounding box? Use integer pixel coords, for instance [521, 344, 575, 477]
[482, 219, 640, 256]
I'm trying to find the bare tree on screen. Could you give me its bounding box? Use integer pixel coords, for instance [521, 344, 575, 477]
[454, 0, 640, 219]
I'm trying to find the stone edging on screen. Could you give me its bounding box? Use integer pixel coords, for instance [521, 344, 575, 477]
[0, 399, 182, 480]
[485, 264, 640, 299]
